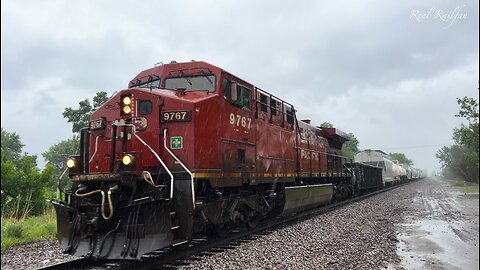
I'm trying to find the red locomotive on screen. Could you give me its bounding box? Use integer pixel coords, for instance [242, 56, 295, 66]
[53, 60, 381, 259]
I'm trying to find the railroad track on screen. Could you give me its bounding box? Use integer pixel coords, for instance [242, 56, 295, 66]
[37, 179, 419, 270]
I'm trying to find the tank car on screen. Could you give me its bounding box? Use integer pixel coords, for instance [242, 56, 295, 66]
[52, 60, 381, 260]
[400, 164, 413, 181]
[392, 160, 407, 182]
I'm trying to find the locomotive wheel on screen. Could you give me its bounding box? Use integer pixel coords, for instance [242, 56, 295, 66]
[246, 216, 259, 229]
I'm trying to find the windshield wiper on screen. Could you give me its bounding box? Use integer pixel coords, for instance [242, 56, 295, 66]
[200, 70, 213, 85]
[179, 70, 193, 86]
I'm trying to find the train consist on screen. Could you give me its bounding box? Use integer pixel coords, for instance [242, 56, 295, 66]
[354, 149, 426, 186]
[53, 60, 425, 260]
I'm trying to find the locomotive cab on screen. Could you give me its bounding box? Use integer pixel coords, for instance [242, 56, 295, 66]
[54, 62, 227, 259]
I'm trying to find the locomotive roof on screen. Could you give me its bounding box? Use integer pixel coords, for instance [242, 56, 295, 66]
[129, 60, 252, 88]
[319, 127, 350, 143]
[361, 149, 388, 155]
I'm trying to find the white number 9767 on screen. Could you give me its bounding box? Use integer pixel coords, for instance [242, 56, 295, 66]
[229, 113, 251, 128]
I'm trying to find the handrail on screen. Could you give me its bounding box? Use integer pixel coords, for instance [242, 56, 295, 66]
[163, 128, 195, 209]
[115, 123, 174, 198]
[254, 86, 295, 108]
[57, 168, 68, 199]
[88, 136, 100, 163]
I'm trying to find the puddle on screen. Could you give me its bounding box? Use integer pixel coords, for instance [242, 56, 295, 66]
[396, 219, 479, 270]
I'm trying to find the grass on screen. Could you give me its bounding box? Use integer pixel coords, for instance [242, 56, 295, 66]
[464, 184, 479, 194]
[1, 210, 57, 251]
[439, 177, 479, 199]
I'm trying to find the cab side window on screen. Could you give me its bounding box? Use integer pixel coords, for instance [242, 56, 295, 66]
[239, 86, 251, 109]
[223, 78, 231, 99]
[223, 78, 251, 110]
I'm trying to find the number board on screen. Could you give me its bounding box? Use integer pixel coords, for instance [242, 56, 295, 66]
[89, 118, 105, 130]
[161, 111, 191, 123]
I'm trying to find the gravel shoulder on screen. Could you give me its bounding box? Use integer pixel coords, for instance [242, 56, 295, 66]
[1, 177, 478, 270]
[1, 240, 77, 270]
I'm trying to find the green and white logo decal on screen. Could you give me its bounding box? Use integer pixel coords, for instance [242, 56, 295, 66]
[170, 136, 183, 149]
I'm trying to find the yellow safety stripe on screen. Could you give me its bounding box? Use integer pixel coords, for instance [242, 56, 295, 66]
[191, 172, 348, 179]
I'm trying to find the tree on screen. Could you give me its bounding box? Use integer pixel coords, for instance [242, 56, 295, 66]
[42, 136, 80, 191]
[436, 145, 478, 183]
[1, 128, 24, 166]
[1, 129, 56, 217]
[63, 91, 109, 133]
[342, 133, 359, 160]
[320, 122, 334, 128]
[454, 96, 479, 154]
[42, 135, 80, 175]
[2, 158, 56, 217]
[388, 152, 413, 165]
[43, 92, 109, 192]
[436, 94, 479, 183]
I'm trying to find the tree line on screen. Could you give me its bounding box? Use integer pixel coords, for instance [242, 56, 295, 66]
[1, 92, 108, 218]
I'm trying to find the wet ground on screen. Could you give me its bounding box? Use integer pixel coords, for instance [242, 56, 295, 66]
[1, 177, 478, 270]
[394, 177, 479, 270]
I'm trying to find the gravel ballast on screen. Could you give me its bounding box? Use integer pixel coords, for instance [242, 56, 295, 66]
[1, 178, 477, 270]
[174, 186, 411, 269]
[1, 240, 76, 270]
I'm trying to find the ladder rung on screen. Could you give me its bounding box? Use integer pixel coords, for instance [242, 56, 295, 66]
[172, 240, 188, 246]
[132, 196, 151, 202]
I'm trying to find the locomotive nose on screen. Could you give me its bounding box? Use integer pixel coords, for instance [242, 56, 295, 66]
[84, 89, 166, 175]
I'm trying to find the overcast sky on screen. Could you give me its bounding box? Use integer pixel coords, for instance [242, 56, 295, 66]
[1, 0, 478, 174]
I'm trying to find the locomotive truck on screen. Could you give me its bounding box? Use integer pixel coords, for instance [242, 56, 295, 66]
[53, 60, 385, 260]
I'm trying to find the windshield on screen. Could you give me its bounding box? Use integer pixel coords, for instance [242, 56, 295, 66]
[164, 75, 216, 92]
[130, 78, 160, 89]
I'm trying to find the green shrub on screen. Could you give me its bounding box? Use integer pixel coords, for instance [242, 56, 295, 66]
[5, 223, 24, 238]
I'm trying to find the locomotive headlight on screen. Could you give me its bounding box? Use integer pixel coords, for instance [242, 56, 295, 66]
[122, 105, 132, 114]
[122, 96, 132, 105]
[122, 154, 135, 166]
[66, 158, 76, 168]
[120, 94, 133, 116]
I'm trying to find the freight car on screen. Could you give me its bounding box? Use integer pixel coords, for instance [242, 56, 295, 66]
[53, 60, 408, 260]
[354, 149, 407, 185]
